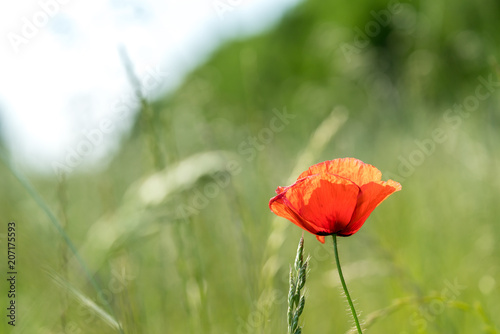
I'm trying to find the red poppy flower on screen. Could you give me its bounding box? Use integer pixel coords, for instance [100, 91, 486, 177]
[269, 158, 401, 243]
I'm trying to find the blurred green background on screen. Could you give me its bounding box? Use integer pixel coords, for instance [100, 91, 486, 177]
[1, 0, 500, 333]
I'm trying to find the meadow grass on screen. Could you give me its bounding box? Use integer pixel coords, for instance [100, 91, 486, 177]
[1, 0, 500, 332]
[2, 106, 498, 333]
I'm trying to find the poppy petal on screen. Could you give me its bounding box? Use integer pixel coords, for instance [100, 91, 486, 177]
[275, 186, 286, 194]
[341, 180, 402, 235]
[298, 158, 383, 187]
[269, 186, 324, 236]
[316, 235, 326, 243]
[275, 174, 360, 235]
[269, 158, 401, 242]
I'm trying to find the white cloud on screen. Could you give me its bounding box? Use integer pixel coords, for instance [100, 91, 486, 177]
[0, 0, 301, 175]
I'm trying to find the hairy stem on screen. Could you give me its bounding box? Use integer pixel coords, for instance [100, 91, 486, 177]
[333, 235, 362, 334]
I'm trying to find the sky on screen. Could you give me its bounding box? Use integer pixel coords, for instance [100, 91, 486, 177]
[0, 0, 301, 176]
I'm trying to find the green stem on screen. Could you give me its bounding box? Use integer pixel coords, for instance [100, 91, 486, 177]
[333, 235, 363, 334]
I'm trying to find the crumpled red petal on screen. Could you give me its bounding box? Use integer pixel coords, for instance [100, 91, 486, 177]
[270, 158, 401, 242]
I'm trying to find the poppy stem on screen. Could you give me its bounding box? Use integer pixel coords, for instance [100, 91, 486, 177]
[332, 235, 363, 334]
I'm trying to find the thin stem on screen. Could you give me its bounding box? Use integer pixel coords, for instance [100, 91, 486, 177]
[0, 150, 124, 334]
[332, 235, 363, 334]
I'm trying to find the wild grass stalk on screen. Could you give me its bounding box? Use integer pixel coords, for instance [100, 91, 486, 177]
[119, 45, 165, 170]
[46, 270, 122, 331]
[288, 236, 309, 334]
[0, 150, 124, 334]
[57, 176, 70, 333]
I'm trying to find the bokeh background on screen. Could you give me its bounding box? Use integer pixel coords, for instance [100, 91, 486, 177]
[1, 0, 500, 333]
